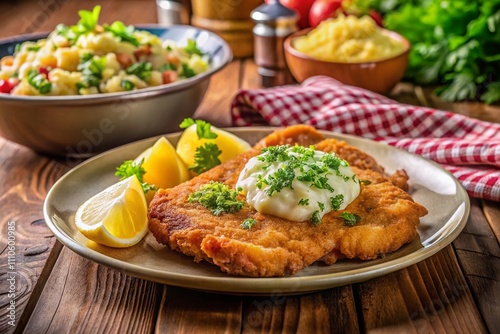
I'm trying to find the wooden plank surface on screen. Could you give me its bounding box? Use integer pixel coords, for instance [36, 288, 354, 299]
[0, 142, 67, 333]
[24, 246, 163, 333]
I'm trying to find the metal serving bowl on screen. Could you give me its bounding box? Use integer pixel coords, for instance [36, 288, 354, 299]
[0, 25, 232, 158]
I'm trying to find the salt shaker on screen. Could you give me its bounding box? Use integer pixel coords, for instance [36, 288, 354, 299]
[251, 0, 298, 87]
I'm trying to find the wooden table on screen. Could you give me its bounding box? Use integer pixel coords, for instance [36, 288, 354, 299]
[1, 1, 499, 333]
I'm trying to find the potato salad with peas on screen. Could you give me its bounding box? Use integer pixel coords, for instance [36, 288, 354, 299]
[0, 6, 209, 96]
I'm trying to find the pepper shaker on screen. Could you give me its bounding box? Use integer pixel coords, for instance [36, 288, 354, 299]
[251, 0, 298, 87]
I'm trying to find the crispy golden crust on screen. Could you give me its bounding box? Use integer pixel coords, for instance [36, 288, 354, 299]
[148, 125, 428, 277]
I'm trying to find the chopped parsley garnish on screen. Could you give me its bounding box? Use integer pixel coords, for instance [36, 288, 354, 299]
[254, 145, 350, 197]
[330, 194, 344, 211]
[241, 218, 256, 230]
[310, 210, 322, 225]
[121, 80, 135, 91]
[188, 181, 244, 216]
[180, 118, 218, 140]
[180, 63, 196, 78]
[298, 198, 309, 206]
[184, 39, 203, 56]
[27, 69, 51, 94]
[115, 159, 157, 194]
[77, 54, 106, 90]
[340, 212, 361, 226]
[359, 180, 372, 186]
[189, 143, 222, 174]
[126, 62, 153, 81]
[318, 202, 325, 212]
[103, 21, 140, 46]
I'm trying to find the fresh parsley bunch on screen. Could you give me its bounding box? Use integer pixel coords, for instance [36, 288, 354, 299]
[362, 0, 500, 104]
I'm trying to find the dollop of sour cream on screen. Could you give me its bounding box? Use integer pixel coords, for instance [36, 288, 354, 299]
[236, 145, 361, 224]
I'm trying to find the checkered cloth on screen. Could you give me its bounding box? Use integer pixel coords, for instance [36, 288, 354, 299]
[231, 76, 500, 201]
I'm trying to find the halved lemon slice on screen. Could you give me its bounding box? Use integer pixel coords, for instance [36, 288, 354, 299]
[75, 175, 148, 248]
[134, 137, 189, 201]
[176, 124, 251, 169]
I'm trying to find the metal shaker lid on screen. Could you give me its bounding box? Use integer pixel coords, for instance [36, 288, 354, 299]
[251, 0, 298, 25]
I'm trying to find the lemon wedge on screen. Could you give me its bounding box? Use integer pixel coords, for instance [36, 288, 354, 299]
[75, 175, 148, 248]
[134, 137, 189, 201]
[176, 124, 251, 169]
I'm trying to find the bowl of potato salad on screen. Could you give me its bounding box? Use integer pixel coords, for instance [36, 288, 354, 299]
[0, 6, 232, 157]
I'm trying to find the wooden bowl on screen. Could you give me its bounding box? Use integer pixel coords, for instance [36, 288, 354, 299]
[283, 28, 410, 94]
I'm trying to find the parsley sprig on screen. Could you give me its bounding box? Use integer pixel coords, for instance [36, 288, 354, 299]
[188, 181, 244, 216]
[180, 118, 218, 140]
[189, 143, 222, 175]
[55, 6, 101, 45]
[184, 39, 204, 56]
[115, 159, 157, 194]
[104, 21, 140, 46]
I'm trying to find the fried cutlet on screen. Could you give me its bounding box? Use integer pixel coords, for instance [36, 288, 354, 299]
[148, 125, 427, 277]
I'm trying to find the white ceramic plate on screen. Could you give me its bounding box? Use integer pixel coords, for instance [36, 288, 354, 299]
[43, 128, 470, 295]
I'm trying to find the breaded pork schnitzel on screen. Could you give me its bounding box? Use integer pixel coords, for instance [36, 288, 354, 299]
[148, 125, 427, 277]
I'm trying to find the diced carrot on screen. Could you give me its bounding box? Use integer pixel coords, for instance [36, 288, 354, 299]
[162, 70, 178, 84]
[1, 56, 14, 68]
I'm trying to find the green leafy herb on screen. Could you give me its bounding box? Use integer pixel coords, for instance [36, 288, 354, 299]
[179, 118, 218, 139]
[372, 0, 500, 104]
[318, 202, 325, 212]
[56, 6, 101, 45]
[188, 181, 244, 216]
[77, 54, 106, 89]
[184, 39, 203, 56]
[255, 145, 351, 197]
[298, 198, 309, 206]
[121, 79, 135, 91]
[77, 5, 101, 31]
[126, 62, 153, 81]
[340, 212, 361, 226]
[189, 143, 222, 174]
[241, 218, 257, 230]
[26, 45, 41, 52]
[27, 69, 51, 94]
[104, 21, 140, 46]
[330, 194, 344, 211]
[115, 159, 157, 194]
[310, 210, 322, 225]
[180, 63, 196, 78]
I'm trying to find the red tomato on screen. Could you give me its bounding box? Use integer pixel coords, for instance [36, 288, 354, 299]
[273, 0, 316, 29]
[38, 67, 50, 78]
[308, 0, 344, 28]
[0, 79, 16, 94]
[369, 10, 384, 27]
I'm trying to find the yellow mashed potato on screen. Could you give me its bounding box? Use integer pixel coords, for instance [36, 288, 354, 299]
[293, 15, 405, 63]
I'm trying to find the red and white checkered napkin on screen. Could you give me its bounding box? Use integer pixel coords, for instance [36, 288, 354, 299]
[231, 76, 500, 201]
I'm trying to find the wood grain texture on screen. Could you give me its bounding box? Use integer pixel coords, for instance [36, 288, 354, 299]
[241, 286, 359, 333]
[24, 246, 163, 334]
[0, 140, 67, 333]
[357, 247, 486, 333]
[156, 287, 242, 333]
[453, 199, 500, 333]
[195, 61, 241, 127]
[482, 200, 500, 242]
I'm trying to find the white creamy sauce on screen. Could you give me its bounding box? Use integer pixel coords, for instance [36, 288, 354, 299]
[236, 146, 360, 223]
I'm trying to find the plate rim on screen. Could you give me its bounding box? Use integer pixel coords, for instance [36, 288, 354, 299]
[43, 127, 470, 295]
